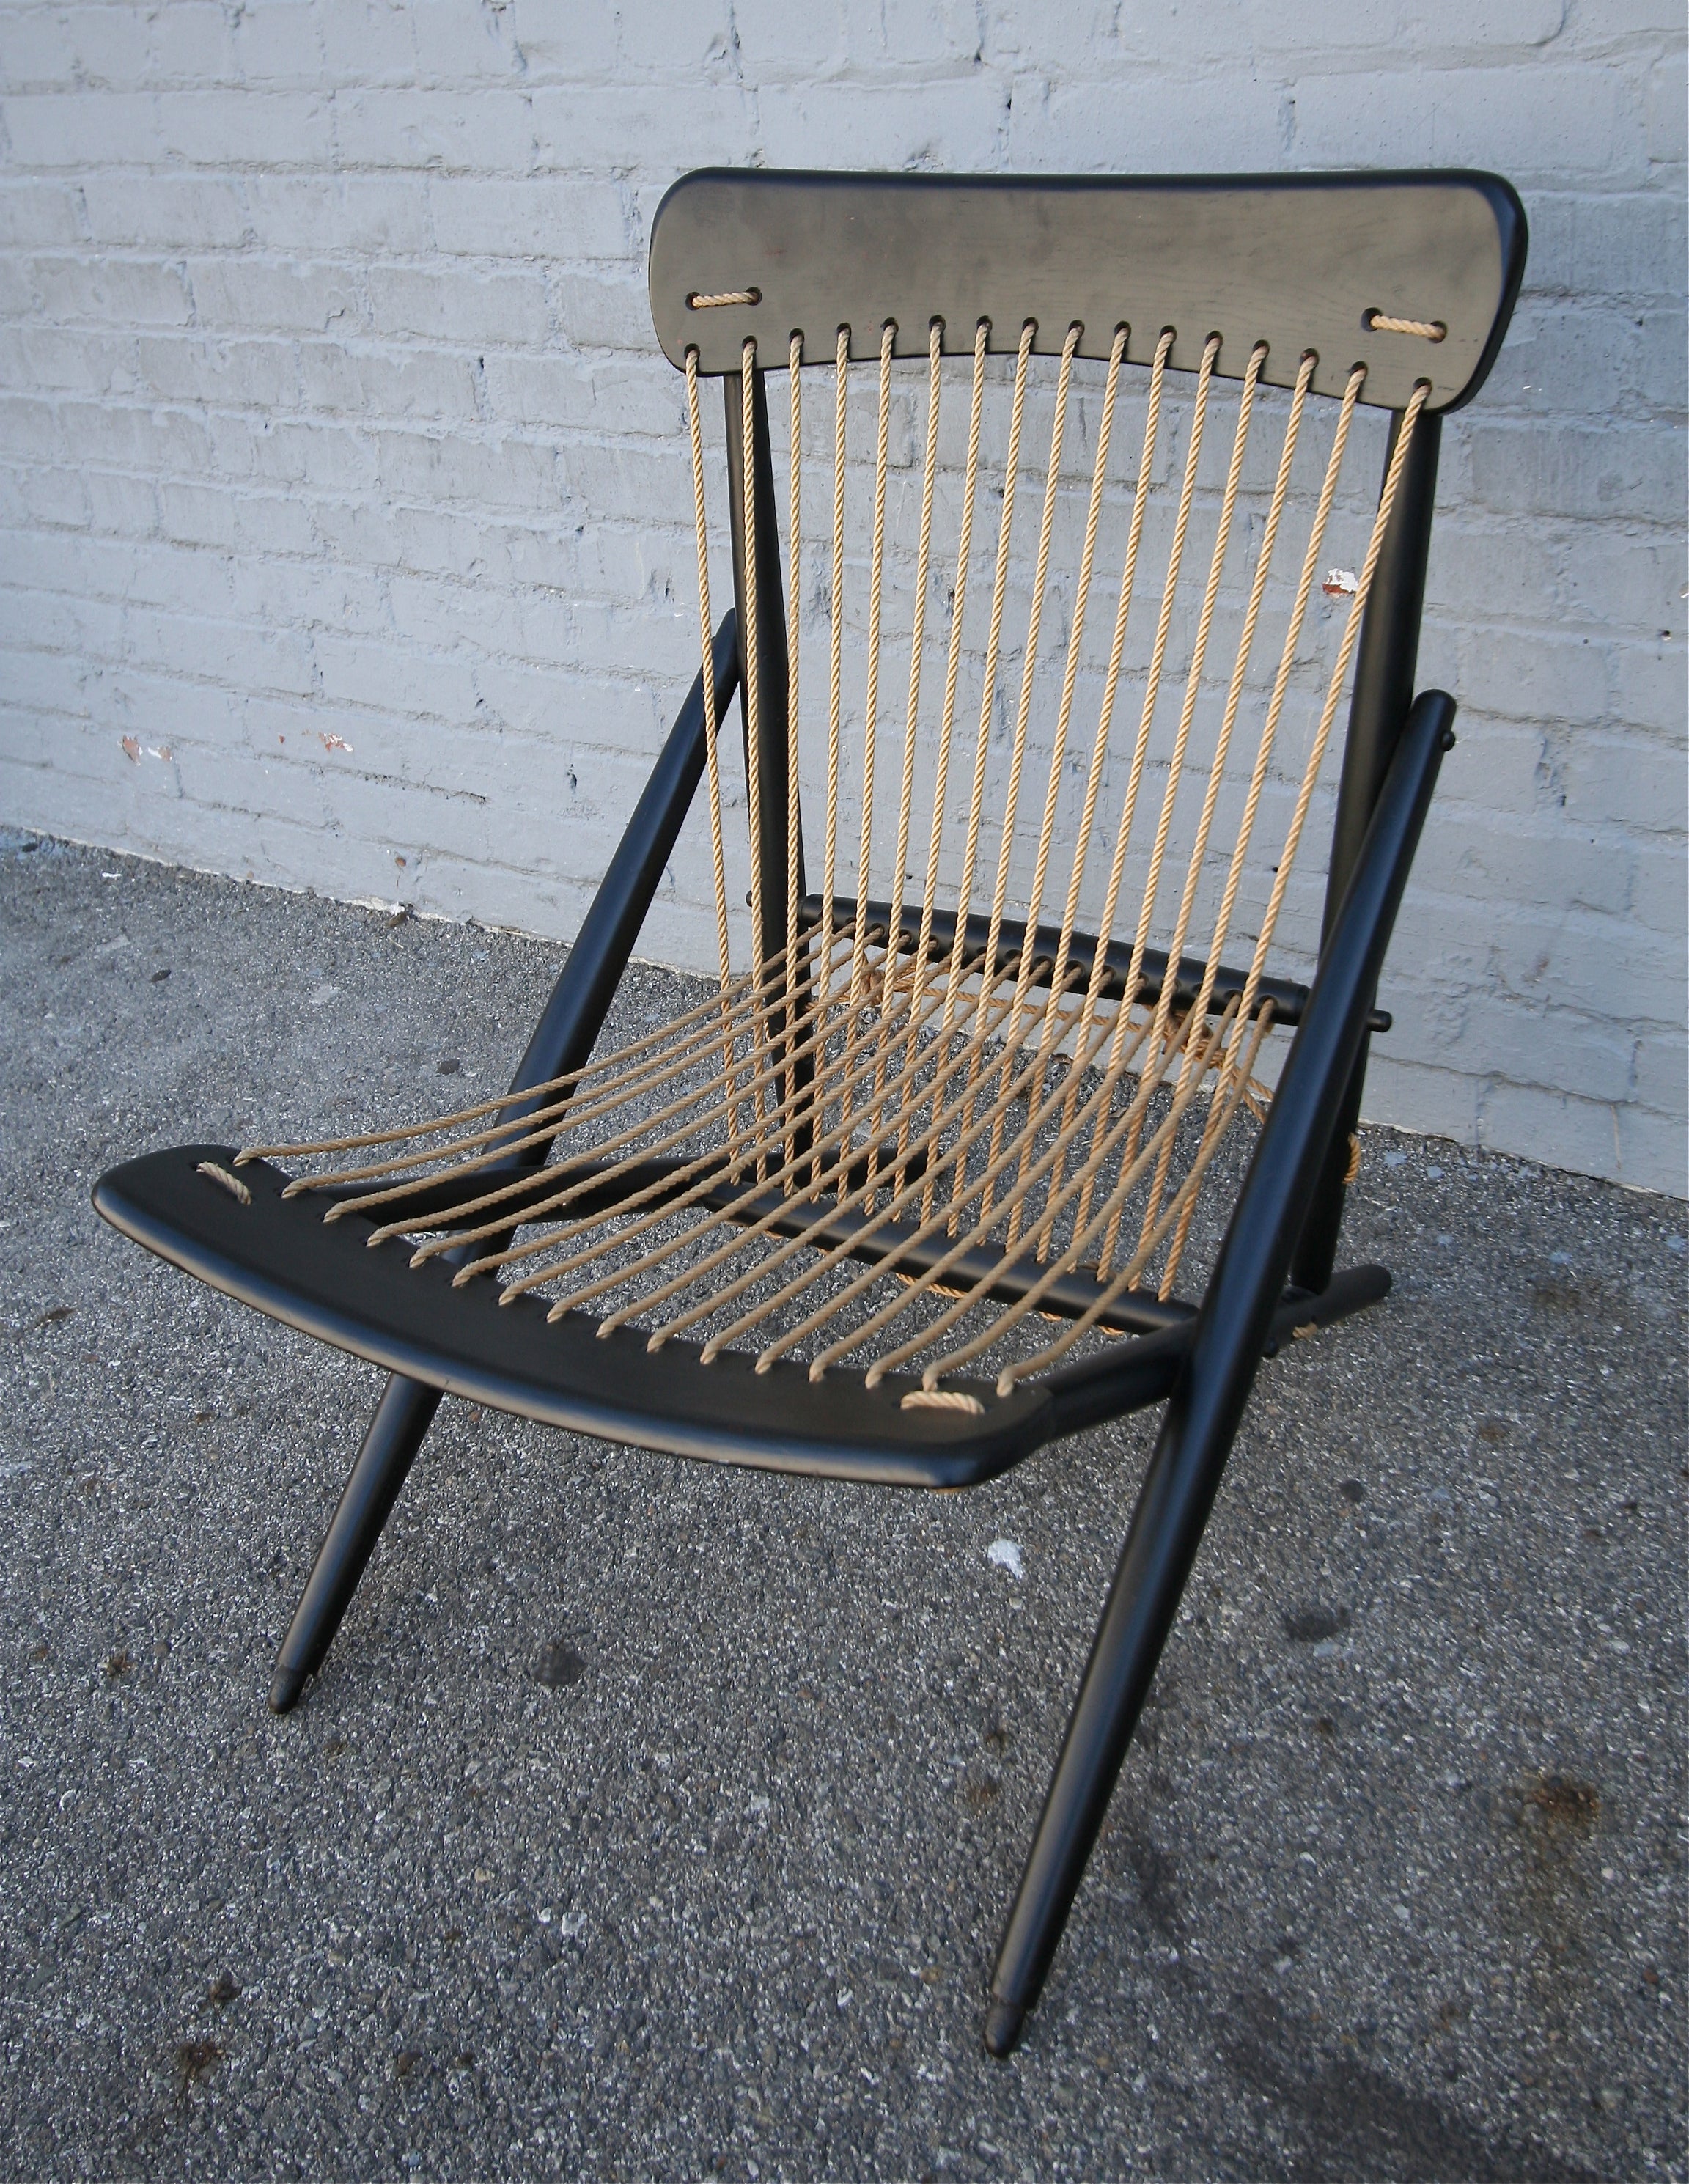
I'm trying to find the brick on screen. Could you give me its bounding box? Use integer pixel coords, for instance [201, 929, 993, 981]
[1616, 1101, 1688, 1196]
[26, 252, 194, 327]
[0, 7, 86, 87]
[497, 0, 620, 78]
[1630, 839, 1688, 937]
[223, 1, 315, 87]
[1415, 808, 1637, 917]
[78, 173, 251, 250]
[1477, 298, 1635, 419]
[366, 263, 550, 348]
[527, 84, 752, 172]
[158, 479, 320, 557]
[316, 0, 418, 84]
[1295, 62, 1643, 188]
[155, 91, 336, 169]
[477, 353, 629, 433]
[427, 177, 628, 261]
[1465, 1001, 1639, 1106]
[1, 89, 151, 165]
[147, 4, 238, 84]
[551, 268, 656, 355]
[1397, 889, 1680, 1029]
[1553, 526, 1686, 639]
[0, 179, 83, 246]
[1632, 1029, 1689, 1121]
[471, 660, 653, 748]
[187, 257, 367, 338]
[242, 174, 433, 254]
[136, 333, 303, 411]
[1468, 419, 1683, 525]
[409, 1, 530, 86]
[1565, 190, 1688, 304]
[1646, 51, 1688, 167]
[1361, 1054, 1482, 1145]
[45, 321, 149, 398]
[1608, 639, 1689, 737]
[375, 425, 561, 512]
[82, 466, 160, 535]
[1009, 75, 1286, 172]
[1561, 730, 1689, 834]
[312, 631, 479, 720]
[328, 87, 537, 172]
[1455, 625, 1608, 727]
[1476, 1080, 1622, 1182]
[573, 0, 728, 76]
[292, 339, 479, 422]
[122, 606, 317, 696]
[52, 396, 216, 478]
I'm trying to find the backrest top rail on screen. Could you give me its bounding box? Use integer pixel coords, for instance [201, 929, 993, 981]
[650, 168, 1526, 412]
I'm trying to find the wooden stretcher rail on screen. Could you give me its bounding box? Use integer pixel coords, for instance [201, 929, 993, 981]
[797, 894, 1392, 1034]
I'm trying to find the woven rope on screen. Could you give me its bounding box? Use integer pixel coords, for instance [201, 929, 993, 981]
[248, 332, 1427, 1406]
[977, 320, 1081, 1213]
[863, 318, 944, 1204]
[1039, 326, 1174, 1251]
[897, 317, 988, 1198]
[1071, 329, 1218, 1259]
[952, 322, 1036, 1059]
[842, 320, 897, 1158]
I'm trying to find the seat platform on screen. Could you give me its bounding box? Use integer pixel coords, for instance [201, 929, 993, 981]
[96, 1144, 1056, 1487]
[95, 1143, 1389, 1489]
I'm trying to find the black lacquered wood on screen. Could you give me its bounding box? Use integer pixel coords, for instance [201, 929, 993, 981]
[652, 169, 1526, 411]
[95, 1144, 1052, 1488]
[723, 365, 812, 1164]
[985, 691, 1454, 2055]
[803, 894, 1391, 1035]
[1292, 412, 1442, 1295]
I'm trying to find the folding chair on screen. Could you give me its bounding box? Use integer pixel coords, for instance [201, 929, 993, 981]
[96, 169, 1525, 2054]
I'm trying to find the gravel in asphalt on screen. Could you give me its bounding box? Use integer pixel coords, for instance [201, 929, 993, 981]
[1, 828, 1682, 2182]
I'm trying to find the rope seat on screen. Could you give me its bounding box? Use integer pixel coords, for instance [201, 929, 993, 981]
[243, 323, 1427, 1402]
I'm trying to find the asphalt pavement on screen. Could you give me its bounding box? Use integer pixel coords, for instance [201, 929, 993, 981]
[0, 828, 1682, 2183]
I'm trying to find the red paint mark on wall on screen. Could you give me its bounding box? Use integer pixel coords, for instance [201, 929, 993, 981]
[319, 732, 353, 754]
[1322, 567, 1359, 597]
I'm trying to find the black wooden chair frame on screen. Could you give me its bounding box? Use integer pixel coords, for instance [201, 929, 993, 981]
[96, 167, 1525, 2056]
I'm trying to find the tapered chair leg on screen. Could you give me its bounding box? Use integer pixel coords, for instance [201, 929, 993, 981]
[984, 1380, 1232, 2055]
[268, 1374, 442, 1711]
[985, 692, 1454, 2054]
[265, 617, 742, 1715]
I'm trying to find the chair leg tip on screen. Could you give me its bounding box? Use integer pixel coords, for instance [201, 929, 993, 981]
[982, 1999, 1026, 2058]
[268, 1663, 309, 1714]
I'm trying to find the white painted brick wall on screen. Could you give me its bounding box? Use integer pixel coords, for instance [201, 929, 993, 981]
[1, 0, 1683, 1194]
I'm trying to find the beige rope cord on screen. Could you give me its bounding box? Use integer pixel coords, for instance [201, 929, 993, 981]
[1365, 310, 1445, 341]
[246, 328, 1427, 1401]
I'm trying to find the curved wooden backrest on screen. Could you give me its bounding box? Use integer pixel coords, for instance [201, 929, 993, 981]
[650, 169, 1526, 411]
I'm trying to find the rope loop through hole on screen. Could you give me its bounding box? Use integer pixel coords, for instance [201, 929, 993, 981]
[1364, 309, 1446, 342]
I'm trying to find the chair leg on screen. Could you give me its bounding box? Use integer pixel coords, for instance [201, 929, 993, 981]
[268, 1375, 442, 1712]
[986, 694, 1454, 2054]
[983, 1375, 1236, 2056]
[266, 617, 743, 1713]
